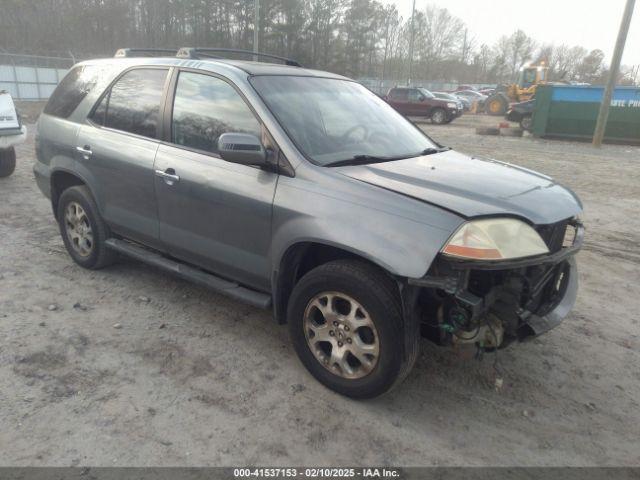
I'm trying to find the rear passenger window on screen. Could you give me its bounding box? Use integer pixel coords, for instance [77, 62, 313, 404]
[91, 68, 168, 139]
[44, 65, 101, 118]
[389, 89, 408, 101]
[171, 71, 261, 154]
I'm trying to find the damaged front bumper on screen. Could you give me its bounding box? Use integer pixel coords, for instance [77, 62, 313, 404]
[408, 220, 583, 348]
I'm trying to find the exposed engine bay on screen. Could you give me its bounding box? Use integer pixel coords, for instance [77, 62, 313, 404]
[410, 217, 583, 350]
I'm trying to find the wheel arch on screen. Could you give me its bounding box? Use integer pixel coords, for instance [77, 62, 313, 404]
[50, 168, 91, 219]
[272, 241, 402, 324]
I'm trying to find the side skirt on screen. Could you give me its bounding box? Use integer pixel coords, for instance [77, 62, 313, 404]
[105, 238, 272, 310]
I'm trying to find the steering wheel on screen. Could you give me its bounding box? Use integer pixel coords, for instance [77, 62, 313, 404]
[341, 124, 369, 144]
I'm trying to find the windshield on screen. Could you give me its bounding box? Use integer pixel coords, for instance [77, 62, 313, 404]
[250, 76, 437, 166]
[419, 88, 435, 99]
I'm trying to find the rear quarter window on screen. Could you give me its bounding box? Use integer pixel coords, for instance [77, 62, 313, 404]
[43, 65, 103, 119]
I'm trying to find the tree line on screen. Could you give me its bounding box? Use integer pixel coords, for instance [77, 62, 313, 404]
[1, 0, 637, 86]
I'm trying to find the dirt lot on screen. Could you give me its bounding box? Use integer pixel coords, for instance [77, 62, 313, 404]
[1, 114, 639, 467]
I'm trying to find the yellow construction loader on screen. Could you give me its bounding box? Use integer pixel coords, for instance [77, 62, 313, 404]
[485, 62, 548, 115]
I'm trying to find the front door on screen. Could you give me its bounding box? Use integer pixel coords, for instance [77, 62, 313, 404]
[154, 70, 278, 291]
[78, 67, 170, 248]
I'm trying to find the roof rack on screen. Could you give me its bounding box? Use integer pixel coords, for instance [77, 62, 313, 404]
[176, 48, 302, 67]
[114, 48, 179, 58]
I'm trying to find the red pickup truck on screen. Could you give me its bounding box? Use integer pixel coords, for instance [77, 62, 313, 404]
[384, 87, 461, 124]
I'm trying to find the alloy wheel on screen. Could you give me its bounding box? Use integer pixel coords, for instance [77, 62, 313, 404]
[64, 201, 94, 257]
[303, 291, 380, 379]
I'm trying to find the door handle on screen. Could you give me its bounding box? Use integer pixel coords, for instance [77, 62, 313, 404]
[76, 145, 92, 160]
[155, 168, 180, 186]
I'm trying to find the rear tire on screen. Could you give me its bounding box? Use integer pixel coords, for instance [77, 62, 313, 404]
[57, 185, 117, 270]
[287, 260, 417, 399]
[0, 148, 16, 178]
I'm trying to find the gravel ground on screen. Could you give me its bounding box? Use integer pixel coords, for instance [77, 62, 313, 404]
[0, 114, 639, 467]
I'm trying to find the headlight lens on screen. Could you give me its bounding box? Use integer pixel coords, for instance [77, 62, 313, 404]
[447, 102, 457, 108]
[442, 218, 549, 260]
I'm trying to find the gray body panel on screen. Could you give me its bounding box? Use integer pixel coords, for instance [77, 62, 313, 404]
[154, 144, 277, 291]
[76, 125, 161, 248]
[335, 150, 583, 225]
[34, 55, 584, 292]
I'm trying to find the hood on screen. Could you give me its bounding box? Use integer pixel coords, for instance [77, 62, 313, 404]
[336, 150, 582, 225]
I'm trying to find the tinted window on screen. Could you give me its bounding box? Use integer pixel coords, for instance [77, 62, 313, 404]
[44, 65, 102, 118]
[91, 68, 168, 139]
[408, 89, 422, 102]
[389, 88, 408, 100]
[171, 72, 261, 154]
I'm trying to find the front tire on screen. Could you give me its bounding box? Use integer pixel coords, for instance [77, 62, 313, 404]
[0, 148, 16, 178]
[520, 115, 533, 131]
[485, 94, 508, 115]
[430, 108, 447, 125]
[57, 185, 117, 270]
[287, 260, 416, 398]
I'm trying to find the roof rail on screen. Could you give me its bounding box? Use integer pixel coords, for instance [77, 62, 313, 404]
[176, 48, 302, 67]
[115, 48, 179, 58]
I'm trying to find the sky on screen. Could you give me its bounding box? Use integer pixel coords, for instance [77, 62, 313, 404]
[385, 0, 640, 66]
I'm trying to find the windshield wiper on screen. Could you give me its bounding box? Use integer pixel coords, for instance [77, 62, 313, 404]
[325, 147, 450, 168]
[421, 147, 450, 155]
[325, 154, 403, 168]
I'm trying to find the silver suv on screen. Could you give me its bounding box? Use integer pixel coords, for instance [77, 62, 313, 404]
[34, 48, 584, 398]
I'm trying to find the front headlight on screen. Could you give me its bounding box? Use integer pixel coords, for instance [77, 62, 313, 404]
[447, 102, 457, 108]
[442, 218, 549, 260]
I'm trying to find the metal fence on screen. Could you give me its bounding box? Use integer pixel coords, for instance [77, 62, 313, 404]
[359, 77, 496, 95]
[0, 53, 74, 100]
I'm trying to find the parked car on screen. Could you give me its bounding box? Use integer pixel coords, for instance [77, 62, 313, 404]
[432, 92, 464, 116]
[0, 91, 26, 177]
[455, 89, 488, 109]
[452, 94, 471, 111]
[384, 87, 460, 124]
[506, 99, 535, 131]
[34, 48, 584, 399]
[478, 88, 496, 97]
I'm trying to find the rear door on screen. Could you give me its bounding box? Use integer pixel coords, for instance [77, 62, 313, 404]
[153, 69, 278, 290]
[386, 88, 410, 115]
[77, 67, 170, 249]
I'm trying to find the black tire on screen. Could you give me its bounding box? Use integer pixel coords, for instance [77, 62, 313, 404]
[520, 115, 533, 131]
[485, 94, 508, 116]
[0, 148, 16, 178]
[57, 185, 117, 270]
[476, 126, 500, 135]
[287, 260, 417, 399]
[430, 108, 447, 125]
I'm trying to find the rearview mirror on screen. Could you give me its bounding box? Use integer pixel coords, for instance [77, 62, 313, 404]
[217, 133, 267, 166]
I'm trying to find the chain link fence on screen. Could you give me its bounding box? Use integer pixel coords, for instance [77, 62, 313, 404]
[0, 52, 75, 100]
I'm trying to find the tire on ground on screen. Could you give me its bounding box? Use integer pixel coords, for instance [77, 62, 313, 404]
[0, 148, 16, 178]
[57, 185, 117, 270]
[476, 126, 500, 135]
[501, 127, 524, 137]
[287, 259, 418, 399]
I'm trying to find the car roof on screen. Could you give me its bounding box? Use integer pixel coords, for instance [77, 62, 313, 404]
[76, 56, 349, 80]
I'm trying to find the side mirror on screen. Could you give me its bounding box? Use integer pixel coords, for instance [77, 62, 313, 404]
[419, 95, 426, 102]
[217, 133, 267, 166]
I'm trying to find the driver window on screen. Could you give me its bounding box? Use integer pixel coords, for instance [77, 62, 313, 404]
[408, 89, 423, 103]
[171, 71, 262, 154]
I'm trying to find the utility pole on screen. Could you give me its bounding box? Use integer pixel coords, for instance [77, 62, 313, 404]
[592, 0, 636, 147]
[407, 0, 416, 85]
[253, 0, 260, 61]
